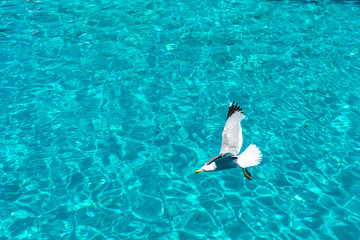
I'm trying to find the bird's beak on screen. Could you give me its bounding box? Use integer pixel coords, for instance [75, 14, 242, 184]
[195, 170, 202, 173]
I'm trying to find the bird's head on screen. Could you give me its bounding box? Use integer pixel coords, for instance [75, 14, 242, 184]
[195, 162, 216, 173]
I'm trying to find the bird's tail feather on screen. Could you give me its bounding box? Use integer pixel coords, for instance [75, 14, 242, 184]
[236, 144, 262, 168]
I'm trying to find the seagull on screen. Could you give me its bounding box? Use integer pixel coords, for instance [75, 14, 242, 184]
[195, 101, 262, 180]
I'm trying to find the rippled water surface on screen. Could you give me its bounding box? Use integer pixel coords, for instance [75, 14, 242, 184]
[1, 0, 360, 239]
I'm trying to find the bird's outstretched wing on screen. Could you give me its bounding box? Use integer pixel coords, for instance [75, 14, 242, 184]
[220, 102, 245, 155]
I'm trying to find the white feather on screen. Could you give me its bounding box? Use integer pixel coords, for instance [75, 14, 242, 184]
[220, 110, 245, 155]
[236, 144, 262, 168]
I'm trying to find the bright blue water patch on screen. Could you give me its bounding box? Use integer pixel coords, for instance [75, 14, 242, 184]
[1, 0, 360, 239]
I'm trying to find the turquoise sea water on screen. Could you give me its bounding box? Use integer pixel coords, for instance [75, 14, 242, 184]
[1, 0, 360, 239]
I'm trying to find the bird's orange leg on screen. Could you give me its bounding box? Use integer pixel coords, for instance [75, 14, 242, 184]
[245, 168, 251, 177]
[243, 168, 252, 180]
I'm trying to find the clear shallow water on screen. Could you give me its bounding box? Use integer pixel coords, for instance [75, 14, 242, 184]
[1, 0, 360, 238]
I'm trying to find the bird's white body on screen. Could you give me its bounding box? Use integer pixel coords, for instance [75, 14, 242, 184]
[196, 102, 262, 179]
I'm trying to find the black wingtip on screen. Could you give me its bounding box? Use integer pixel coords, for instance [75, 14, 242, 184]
[226, 101, 243, 120]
